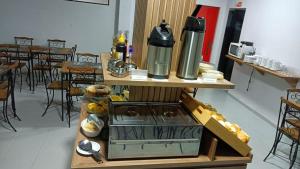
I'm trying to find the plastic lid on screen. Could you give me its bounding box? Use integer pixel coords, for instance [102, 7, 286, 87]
[148, 20, 175, 47]
[183, 16, 205, 32]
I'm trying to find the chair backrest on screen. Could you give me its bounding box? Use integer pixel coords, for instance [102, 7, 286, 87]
[278, 96, 300, 142]
[14, 36, 33, 46]
[67, 66, 97, 86]
[287, 89, 300, 103]
[76, 52, 99, 63]
[48, 39, 66, 48]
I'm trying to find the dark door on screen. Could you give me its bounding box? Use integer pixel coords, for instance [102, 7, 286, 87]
[218, 9, 246, 80]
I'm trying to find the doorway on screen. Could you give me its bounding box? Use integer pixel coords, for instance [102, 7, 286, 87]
[218, 8, 246, 80]
[196, 5, 220, 62]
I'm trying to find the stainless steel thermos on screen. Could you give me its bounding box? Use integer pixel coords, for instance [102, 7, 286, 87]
[177, 16, 205, 80]
[147, 20, 175, 79]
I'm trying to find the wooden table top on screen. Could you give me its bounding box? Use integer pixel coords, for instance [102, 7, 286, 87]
[70, 101, 252, 169]
[101, 53, 235, 89]
[61, 61, 103, 75]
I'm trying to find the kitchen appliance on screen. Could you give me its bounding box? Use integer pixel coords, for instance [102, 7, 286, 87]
[147, 20, 175, 79]
[108, 102, 203, 159]
[228, 41, 255, 59]
[176, 16, 205, 80]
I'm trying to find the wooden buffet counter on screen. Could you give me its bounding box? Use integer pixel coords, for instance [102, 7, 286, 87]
[71, 102, 252, 169]
[70, 53, 252, 169]
[101, 53, 234, 89]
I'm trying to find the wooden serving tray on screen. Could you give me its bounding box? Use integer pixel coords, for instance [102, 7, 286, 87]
[181, 92, 252, 157]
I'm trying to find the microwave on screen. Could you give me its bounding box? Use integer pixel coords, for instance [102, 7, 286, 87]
[228, 42, 242, 58]
[228, 42, 255, 59]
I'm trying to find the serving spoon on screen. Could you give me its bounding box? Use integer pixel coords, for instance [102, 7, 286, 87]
[78, 139, 102, 163]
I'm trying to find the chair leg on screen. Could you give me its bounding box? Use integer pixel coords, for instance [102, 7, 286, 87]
[4, 100, 17, 132]
[264, 129, 283, 161]
[272, 132, 284, 154]
[41, 69, 54, 117]
[66, 94, 70, 128]
[19, 66, 23, 92]
[2, 102, 7, 122]
[289, 142, 298, 169]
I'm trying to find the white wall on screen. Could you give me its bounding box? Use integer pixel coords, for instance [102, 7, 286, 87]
[196, 0, 230, 66]
[0, 0, 116, 54]
[117, 0, 135, 44]
[229, 0, 300, 125]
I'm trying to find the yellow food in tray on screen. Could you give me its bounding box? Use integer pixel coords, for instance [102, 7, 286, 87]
[87, 101, 108, 116]
[110, 95, 125, 101]
[200, 102, 251, 144]
[237, 130, 250, 143]
[83, 121, 99, 132]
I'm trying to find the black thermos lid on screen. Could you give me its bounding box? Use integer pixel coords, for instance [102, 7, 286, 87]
[148, 20, 175, 47]
[183, 16, 205, 32]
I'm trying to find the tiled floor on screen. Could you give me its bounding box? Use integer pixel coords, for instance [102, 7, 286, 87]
[0, 83, 299, 169]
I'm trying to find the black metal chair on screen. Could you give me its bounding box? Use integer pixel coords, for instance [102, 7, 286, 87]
[0, 65, 21, 131]
[66, 66, 96, 127]
[264, 89, 300, 169]
[40, 47, 69, 121]
[13, 37, 33, 91]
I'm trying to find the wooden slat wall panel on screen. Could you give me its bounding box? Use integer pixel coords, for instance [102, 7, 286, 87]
[129, 86, 182, 102]
[132, 0, 148, 66]
[132, 0, 196, 71]
[140, 0, 155, 68]
[141, 86, 149, 101]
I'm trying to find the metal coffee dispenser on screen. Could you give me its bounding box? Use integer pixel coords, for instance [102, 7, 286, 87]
[147, 20, 175, 79]
[177, 16, 205, 79]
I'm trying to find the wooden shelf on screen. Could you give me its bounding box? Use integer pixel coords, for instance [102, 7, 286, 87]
[101, 53, 235, 89]
[71, 102, 252, 169]
[226, 55, 300, 88]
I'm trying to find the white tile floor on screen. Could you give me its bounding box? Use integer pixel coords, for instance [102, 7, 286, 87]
[0, 84, 299, 169]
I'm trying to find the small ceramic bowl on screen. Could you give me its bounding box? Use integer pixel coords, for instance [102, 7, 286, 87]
[81, 118, 104, 138]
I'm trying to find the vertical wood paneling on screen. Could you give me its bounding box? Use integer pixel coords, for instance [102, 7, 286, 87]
[141, 86, 149, 101]
[132, 0, 196, 71]
[129, 87, 183, 102]
[148, 86, 155, 101]
[159, 87, 166, 102]
[153, 87, 161, 101]
[157, 0, 167, 24]
[132, 0, 148, 66]
[141, 0, 155, 69]
[129, 86, 136, 101]
[171, 0, 186, 72]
